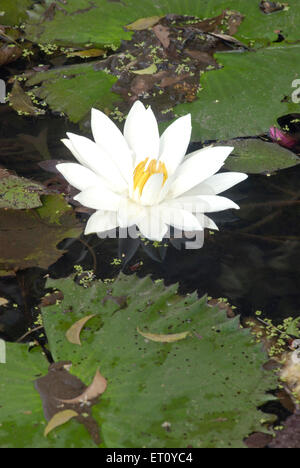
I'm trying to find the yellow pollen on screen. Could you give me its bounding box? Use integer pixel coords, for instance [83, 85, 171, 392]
[133, 158, 168, 196]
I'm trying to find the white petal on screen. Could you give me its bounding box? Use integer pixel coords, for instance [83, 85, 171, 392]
[56, 163, 104, 191]
[158, 205, 203, 231]
[91, 108, 133, 183]
[85, 210, 118, 235]
[124, 101, 160, 164]
[74, 185, 121, 211]
[158, 114, 191, 175]
[140, 173, 164, 206]
[61, 138, 84, 165]
[161, 196, 201, 213]
[66, 133, 127, 192]
[124, 101, 145, 150]
[156, 175, 175, 204]
[168, 146, 234, 198]
[202, 214, 219, 230]
[117, 198, 145, 228]
[184, 171, 248, 197]
[136, 210, 168, 241]
[176, 195, 239, 213]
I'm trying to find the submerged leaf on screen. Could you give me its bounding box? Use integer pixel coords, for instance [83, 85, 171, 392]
[0, 194, 82, 275]
[66, 315, 96, 346]
[137, 326, 190, 342]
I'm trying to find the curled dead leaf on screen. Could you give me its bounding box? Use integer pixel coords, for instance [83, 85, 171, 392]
[126, 16, 162, 30]
[132, 63, 157, 75]
[67, 49, 105, 58]
[35, 361, 102, 444]
[0, 297, 8, 306]
[58, 369, 107, 404]
[137, 327, 190, 343]
[44, 409, 78, 437]
[65, 314, 95, 346]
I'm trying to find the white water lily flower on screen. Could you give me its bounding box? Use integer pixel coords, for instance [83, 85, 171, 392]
[57, 101, 247, 242]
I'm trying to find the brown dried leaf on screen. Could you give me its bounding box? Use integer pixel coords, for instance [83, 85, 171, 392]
[59, 369, 107, 404]
[137, 327, 190, 343]
[184, 50, 217, 67]
[208, 32, 247, 49]
[130, 74, 157, 96]
[126, 16, 162, 30]
[269, 411, 300, 448]
[65, 314, 95, 346]
[0, 44, 22, 66]
[259, 1, 287, 14]
[152, 24, 170, 49]
[35, 361, 101, 444]
[244, 432, 273, 448]
[44, 409, 78, 437]
[159, 72, 190, 88]
[67, 49, 105, 58]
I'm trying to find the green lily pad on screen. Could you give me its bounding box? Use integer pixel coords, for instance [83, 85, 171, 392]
[37, 274, 276, 448]
[223, 138, 300, 174]
[0, 343, 96, 448]
[0, 274, 277, 447]
[173, 45, 300, 141]
[0, 169, 46, 209]
[24, 0, 300, 48]
[0, 194, 82, 275]
[1, 0, 33, 26]
[26, 63, 118, 123]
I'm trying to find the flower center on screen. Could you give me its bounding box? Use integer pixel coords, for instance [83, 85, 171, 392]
[133, 158, 168, 196]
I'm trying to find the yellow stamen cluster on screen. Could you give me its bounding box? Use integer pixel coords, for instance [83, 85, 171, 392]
[133, 158, 168, 196]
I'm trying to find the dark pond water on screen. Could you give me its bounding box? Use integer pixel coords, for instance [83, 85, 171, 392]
[0, 104, 299, 348]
